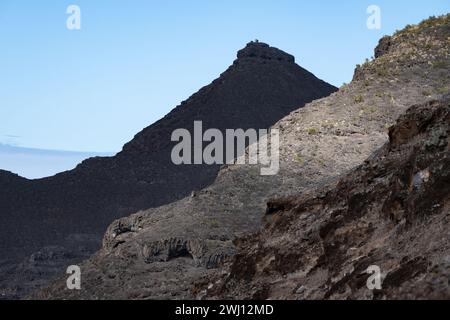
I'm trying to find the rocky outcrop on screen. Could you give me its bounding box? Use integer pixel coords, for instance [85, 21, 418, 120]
[374, 36, 392, 59]
[105, 220, 234, 268]
[35, 15, 450, 300]
[237, 41, 295, 63]
[205, 96, 449, 299]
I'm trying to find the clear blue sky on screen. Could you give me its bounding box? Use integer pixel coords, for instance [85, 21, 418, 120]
[1, 0, 449, 153]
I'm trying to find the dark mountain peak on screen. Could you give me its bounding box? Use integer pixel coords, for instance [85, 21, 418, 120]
[0, 169, 25, 182]
[236, 41, 295, 63]
[0, 40, 337, 298]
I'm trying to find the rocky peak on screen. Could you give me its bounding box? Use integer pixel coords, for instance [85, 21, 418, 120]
[236, 41, 295, 63]
[0, 38, 337, 299]
[31, 14, 450, 300]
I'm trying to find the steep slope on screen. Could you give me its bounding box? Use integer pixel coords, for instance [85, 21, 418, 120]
[0, 41, 336, 281]
[206, 96, 450, 299]
[36, 15, 450, 299]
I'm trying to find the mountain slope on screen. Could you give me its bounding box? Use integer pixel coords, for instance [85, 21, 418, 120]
[207, 96, 450, 299]
[36, 15, 450, 299]
[0, 42, 336, 298]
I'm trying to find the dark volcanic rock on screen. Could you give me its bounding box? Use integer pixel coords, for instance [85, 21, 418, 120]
[34, 15, 450, 300]
[237, 41, 295, 63]
[0, 42, 336, 298]
[374, 35, 392, 58]
[206, 97, 450, 300]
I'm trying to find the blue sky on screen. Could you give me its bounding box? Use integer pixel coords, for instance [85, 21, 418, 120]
[1, 0, 449, 154]
[0, 143, 112, 179]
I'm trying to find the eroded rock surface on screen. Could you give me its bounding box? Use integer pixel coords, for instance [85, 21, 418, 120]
[36, 15, 450, 300]
[205, 97, 449, 300]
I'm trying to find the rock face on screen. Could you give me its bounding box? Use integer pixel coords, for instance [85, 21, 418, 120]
[237, 42, 295, 62]
[0, 42, 337, 299]
[206, 96, 450, 300]
[374, 36, 392, 59]
[35, 15, 450, 300]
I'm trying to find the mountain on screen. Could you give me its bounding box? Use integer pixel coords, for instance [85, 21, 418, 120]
[207, 95, 450, 299]
[0, 41, 337, 298]
[36, 15, 450, 299]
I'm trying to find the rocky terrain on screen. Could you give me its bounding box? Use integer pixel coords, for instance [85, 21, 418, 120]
[0, 42, 336, 299]
[35, 15, 449, 299]
[205, 96, 450, 299]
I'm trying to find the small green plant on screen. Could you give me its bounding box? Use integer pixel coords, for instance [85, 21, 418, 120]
[294, 153, 305, 165]
[422, 89, 432, 96]
[365, 106, 377, 114]
[307, 128, 319, 135]
[418, 15, 438, 29]
[384, 122, 394, 131]
[376, 66, 388, 77]
[205, 218, 220, 228]
[363, 124, 370, 134]
[351, 114, 360, 122]
[354, 95, 364, 103]
[437, 87, 449, 95]
[432, 60, 449, 69]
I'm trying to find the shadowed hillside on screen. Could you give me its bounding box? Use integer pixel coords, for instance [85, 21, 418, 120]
[0, 42, 337, 298]
[36, 15, 450, 300]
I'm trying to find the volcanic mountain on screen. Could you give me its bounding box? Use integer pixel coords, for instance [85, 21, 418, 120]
[0, 42, 336, 298]
[35, 14, 450, 300]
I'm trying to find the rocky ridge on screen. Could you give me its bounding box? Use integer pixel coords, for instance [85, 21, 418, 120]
[205, 96, 450, 299]
[0, 42, 337, 299]
[36, 15, 450, 299]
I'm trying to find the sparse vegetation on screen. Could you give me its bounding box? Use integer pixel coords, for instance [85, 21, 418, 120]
[354, 95, 364, 103]
[307, 128, 319, 135]
[362, 106, 376, 114]
[376, 65, 389, 77]
[294, 153, 305, 165]
[384, 122, 395, 131]
[394, 14, 450, 37]
[437, 87, 449, 95]
[432, 60, 449, 69]
[204, 218, 220, 228]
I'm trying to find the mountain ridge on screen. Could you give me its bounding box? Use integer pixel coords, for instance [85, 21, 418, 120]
[34, 14, 450, 300]
[0, 41, 337, 299]
[206, 95, 450, 299]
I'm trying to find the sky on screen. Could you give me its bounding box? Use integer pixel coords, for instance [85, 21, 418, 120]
[0, 143, 112, 179]
[0, 0, 449, 157]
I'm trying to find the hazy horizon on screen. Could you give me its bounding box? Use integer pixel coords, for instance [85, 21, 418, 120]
[0, 143, 114, 179]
